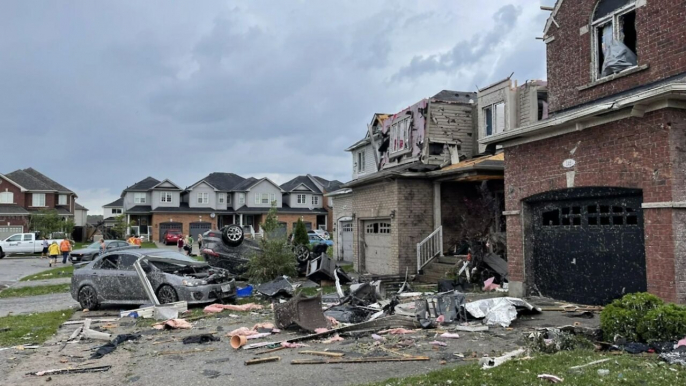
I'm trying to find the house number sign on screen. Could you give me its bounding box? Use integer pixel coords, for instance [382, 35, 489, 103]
[562, 159, 576, 168]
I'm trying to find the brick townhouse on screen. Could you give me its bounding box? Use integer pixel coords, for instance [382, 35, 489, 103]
[481, 0, 686, 305]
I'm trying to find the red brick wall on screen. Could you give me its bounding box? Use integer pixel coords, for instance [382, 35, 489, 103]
[0, 176, 25, 207]
[504, 109, 684, 301]
[547, 0, 686, 112]
[274, 214, 318, 235]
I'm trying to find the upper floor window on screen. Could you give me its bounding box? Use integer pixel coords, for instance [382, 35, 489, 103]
[112, 208, 123, 215]
[0, 192, 14, 204]
[218, 193, 226, 204]
[160, 192, 172, 203]
[239, 193, 245, 205]
[389, 118, 411, 155]
[134, 193, 146, 204]
[484, 102, 505, 136]
[58, 194, 67, 205]
[197, 192, 209, 204]
[260, 193, 275, 204]
[32, 193, 46, 207]
[593, 0, 637, 79]
[357, 151, 366, 173]
[312, 196, 319, 205]
[297, 194, 306, 204]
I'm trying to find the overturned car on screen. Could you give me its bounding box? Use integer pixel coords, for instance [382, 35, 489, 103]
[71, 249, 236, 310]
[199, 225, 262, 275]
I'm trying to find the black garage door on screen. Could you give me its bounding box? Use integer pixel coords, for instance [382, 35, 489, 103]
[189, 222, 212, 239]
[159, 222, 183, 242]
[530, 188, 646, 305]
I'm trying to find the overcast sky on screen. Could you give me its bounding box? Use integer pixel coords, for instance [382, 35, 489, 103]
[1, 0, 552, 215]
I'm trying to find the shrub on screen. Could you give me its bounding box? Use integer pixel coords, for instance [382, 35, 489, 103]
[244, 203, 297, 283]
[600, 292, 664, 342]
[637, 303, 686, 342]
[293, 219, 309, 246]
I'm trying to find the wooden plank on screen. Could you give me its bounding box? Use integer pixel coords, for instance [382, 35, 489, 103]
[299, 351, 344, 358]
[245, 356, 280, 366]
[254, 346, 287, 356]
[291, 356, 430, 365]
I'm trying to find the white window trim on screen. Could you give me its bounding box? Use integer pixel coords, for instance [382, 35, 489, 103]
[160, 192, 173, 203]
[239, 193, 245, 205]
[134, 193, 146, 204]
[357, 151, 366, 173]
[0, 192, 14, 204]
[218, 193, 226, 204]
[312, 195, 319, 205]
[197, 192, 209, 204]
[32, 193, 46, 207]
[58, 194, 67, 206]
[297, 194, 306, 204]
[591, 2, 637, 81]
[388, 117, 411, 156]
[111, 208, 123, 215]
[483, 102, 506, 136]
[254, 193, 260, 204]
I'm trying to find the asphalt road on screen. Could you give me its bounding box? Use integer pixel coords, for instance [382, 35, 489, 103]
[0, 257, 55, 289]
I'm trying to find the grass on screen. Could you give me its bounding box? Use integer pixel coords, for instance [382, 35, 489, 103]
[364, 350, 685, 386]
[339, 264, 355, 273]
[0, 284, 71, 299]
[20, 265, 74, 281]
[0, 309, 75, 347]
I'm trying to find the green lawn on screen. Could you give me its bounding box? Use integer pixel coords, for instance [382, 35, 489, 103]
[20, 265, 74, 281]
[364, 350, 685, 386]
[0, 309, 75, 346]
[0, 284, 71, 299]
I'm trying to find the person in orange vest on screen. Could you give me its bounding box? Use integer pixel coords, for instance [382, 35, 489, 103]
[127, 234, 137, 245]
[59, 238, 72, 264]
[133, 235, 142, 246]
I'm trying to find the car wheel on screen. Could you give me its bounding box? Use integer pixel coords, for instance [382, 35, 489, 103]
[221, 224, 244, 247]
[295, 245, 310, 263]
[157, 285, 178, 304]
[78, 285, 99, 310]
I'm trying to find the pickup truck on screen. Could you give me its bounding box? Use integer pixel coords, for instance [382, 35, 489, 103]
[0, 233, 66, 258]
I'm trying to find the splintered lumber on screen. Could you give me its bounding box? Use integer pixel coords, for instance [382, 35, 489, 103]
[286, 315, 418, 344]
[291, 356, 430, 365]
[299, 351, 344, 358]
[245, 356, 280, 366]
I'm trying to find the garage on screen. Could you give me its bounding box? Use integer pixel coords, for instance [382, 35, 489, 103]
[339, 221, 353, 261]
[362, 220, 392, 274]
[0, 226, 23, 241]
[189, 222, 212, 239]
[159, 222, 183, 243]
[529, 188, 646, 305]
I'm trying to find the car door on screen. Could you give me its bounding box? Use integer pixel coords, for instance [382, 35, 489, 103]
[91, 254, 124, 301]
[3, 234, 23, 253]
[22, 234, 37, 253]
[117, 254, 148, 302]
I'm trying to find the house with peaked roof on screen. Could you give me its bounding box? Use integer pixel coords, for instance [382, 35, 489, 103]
[279, 175, 343, 234]
[0, 168, 80, 239]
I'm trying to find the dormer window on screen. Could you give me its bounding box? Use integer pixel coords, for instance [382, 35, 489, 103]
[160, 192, 172, 203]
[357, 151, 366, 173]
[389, 117, 411, 155]
[484, 102, 505, 136]
[593, 0, 637, 79]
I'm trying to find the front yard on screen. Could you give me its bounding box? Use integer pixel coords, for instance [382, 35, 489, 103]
[0, 309, 75, 347]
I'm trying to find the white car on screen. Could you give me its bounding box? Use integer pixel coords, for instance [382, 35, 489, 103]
[0, 233, 66, 258]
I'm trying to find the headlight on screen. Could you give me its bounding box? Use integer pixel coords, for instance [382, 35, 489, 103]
[181, 279, 207, 287]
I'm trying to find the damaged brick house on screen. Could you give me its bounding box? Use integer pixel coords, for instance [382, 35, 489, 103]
[481, 0, 686, 305]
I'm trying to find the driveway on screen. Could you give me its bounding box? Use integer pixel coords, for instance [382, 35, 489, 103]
[0, 257, 55, 290]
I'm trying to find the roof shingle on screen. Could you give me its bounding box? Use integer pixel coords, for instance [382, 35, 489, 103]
[125, 177, 161, 191]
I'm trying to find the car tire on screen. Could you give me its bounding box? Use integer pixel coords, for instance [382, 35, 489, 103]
[221, 224, 244, 247]
[295, 245, 310, 263]
[78, 285, 100, 310]
[0, 248, 4, 259]
[157, 285, 179, 304]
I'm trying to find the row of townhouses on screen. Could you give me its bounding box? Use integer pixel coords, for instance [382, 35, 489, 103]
[102, 174, 342, 241]
[0, 168, 88, 239]
[329, 0, 686, 306]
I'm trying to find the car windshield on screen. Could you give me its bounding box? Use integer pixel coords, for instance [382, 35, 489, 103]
[86, 242, 101, 249]
[144, 250, 202, 265]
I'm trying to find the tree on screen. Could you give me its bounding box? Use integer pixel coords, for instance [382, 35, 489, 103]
[28, 209, 65, 236]
[293, 218, 309, 246]
[245, 203, 297, 283]
[111, 214, 134, 239]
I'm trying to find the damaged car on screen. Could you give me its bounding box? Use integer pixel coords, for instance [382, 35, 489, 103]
[199, 225, 261, 275]
[71, 249, 236, 310]
[70, 240, 140, 263]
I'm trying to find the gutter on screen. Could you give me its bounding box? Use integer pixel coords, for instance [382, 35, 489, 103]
[480, 83, 686, 145]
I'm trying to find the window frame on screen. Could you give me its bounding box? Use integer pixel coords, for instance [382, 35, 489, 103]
[239, 193, 245, 205]
[297, 194, 307, 204]
[312, 195, 319, 205]
[197, 192, 209, 204]
[483, 102, 505, 137]
[0, 192, 14, 204]
[388, 117, 411, 156]
[32, 193, 46, 207]
[133, 193, 146, 204]
[218, 193, 226, 204]
[160, 192, 173, 203]
[357, 151, 366, 173]
[111, 208, 123, 215]
[58, 194, 67, 206]
[591, 1, 638, 81]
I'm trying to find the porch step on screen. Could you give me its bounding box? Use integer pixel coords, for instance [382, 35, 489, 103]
[436, 255, 466, 265]
[417, 260, 455, 283]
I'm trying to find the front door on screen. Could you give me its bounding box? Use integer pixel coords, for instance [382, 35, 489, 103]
[339, 221, 353, 261]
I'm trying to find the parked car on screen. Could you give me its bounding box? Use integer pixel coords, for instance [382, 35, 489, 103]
[308, 233, 333, 247]
[162, 230, 183, 245]
[71, 249, 236, 310]
[200, 225, 261, 275]
[70, 240, 140, 263]
[308, 229, 330, 240]
[0, 233, 66, 258]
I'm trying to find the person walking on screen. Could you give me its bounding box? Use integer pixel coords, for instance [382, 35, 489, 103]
[60, 238, 72, 265]
[133, 235, 142, 246]
[48, 241, 60, 267]
[185, 234, 194, 256]
[197, 234, 203, 250]
[99, 239, 107, 256]
[127, 234, 137, 245]
[41, 237, 49, 259]
[177, 236, 184, 253]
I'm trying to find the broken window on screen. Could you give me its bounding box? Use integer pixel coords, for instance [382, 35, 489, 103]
[593, 0, 637, 79]
[537, 91, 549, 121]
[389, 118, 411, 155]
[542, 210, 560, 226]
[483, 102, 505, 136]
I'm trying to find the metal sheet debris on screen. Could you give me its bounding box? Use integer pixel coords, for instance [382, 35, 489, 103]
[465, 297, 539, 327]
[274, 293, 328, 332]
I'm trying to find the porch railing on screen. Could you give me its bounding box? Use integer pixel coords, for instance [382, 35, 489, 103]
[416, 226, 443, 273]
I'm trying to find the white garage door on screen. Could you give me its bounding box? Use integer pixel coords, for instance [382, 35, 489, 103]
[0, 227, 23, 241]
[339, 221, 353, 262]
[363, 221, 391, 274]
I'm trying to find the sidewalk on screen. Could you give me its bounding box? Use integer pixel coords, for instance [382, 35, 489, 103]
[10, 277, 71, 289]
